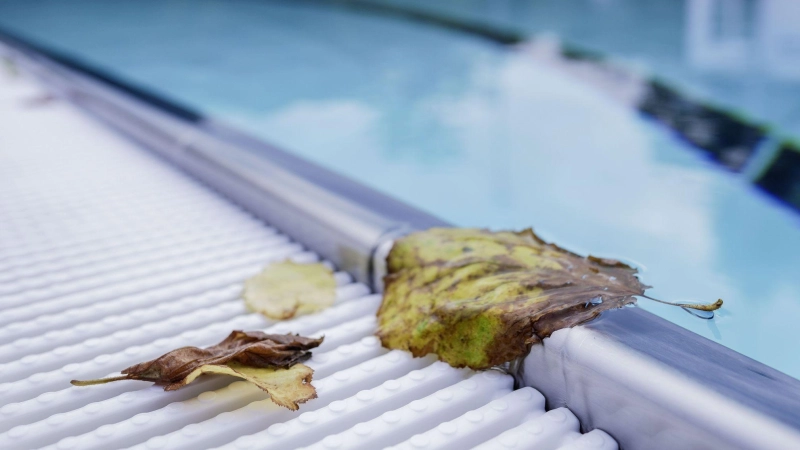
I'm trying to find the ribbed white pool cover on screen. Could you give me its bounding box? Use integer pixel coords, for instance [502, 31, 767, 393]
[0, 71, 617, 450]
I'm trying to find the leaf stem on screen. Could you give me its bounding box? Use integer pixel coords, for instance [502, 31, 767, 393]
[640, 295, 723, 312]
[71, 375, 130, 386]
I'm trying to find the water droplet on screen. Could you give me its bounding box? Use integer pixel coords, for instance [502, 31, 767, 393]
[585, 296, 603, 308]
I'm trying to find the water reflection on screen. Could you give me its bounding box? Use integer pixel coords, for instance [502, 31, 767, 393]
[687, 0, 800, 80]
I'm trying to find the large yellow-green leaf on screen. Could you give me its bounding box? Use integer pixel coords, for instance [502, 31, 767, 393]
[377, 228, 649, 370]
[244, 261, 336, 320]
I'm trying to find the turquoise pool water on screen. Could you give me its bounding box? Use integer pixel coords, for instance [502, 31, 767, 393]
[1, 0, 799, 378]
[376, 0, 800, 139]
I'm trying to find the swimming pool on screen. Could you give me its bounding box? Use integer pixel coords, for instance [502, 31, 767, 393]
[1, 0, 799, 379]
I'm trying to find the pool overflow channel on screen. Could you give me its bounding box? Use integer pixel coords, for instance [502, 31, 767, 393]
[1, 31, 800, 450]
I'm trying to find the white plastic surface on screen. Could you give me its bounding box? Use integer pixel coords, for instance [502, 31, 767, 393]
[0, 67, 614, 449]
[388, 388, 545, 450]
[299, 370, 515, 450]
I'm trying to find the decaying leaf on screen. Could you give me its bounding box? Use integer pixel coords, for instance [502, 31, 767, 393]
[72, 331, 322, 410]
[377, 228, 649, 370]
[244, 261, 336, 320]
[172, 363, 316, 410]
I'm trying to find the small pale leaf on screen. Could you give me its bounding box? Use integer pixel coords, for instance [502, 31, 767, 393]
[166, 363, 317, 410]
[244, 261, 336, 320]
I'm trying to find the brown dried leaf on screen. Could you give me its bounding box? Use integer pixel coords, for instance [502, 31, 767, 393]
[71, 331, 322, 410]
[244, 261, 336, 320]
[377, 228, 649, 370]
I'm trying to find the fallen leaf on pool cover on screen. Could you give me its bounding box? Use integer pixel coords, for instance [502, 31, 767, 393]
[171, 363, 316, 411]
[244, 261, 336, 320]
[377, 228, 721, 370]
[71, 331, 322, 410]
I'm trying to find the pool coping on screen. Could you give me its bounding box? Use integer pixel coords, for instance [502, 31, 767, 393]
[3, 28, 800, 449]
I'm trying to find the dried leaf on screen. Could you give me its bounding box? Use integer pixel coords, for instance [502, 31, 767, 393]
[244, 261, 336, 320]
[377, 228, 649, 370]
[72, 331, 322, 409]
[171, 363, 316, 411]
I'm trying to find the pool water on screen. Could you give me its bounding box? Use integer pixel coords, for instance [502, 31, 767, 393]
[1, 0, 799, 378]
[376, 0, 800, 139]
